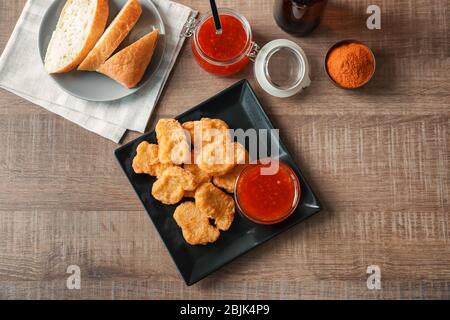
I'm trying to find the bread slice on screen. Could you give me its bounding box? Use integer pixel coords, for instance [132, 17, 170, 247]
[78, 0, 142, 71]
[44, 0, 109, 73]
[97, 29, 159, 89]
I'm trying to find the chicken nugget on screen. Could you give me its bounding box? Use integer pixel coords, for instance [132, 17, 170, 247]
[156, 119, 191, 165]
[173, 202, 220, 245]
[182, 118, 230, 148]
[151, 167, 197, 205]
[195, 182, 235, 231]
[184, 151, 211, 185]
[132, 142, 158, 173]
[197, 140, 236, 176]
[132, 142, 173, 177]
[152, 175, 185, 205]
[183, 161, 210, 198]
[153, 163, 176, 178]
[183, 162, 210, 198]
[212, 166, 243, 193]
[162, 166, 197, 191]
[212, 144, 250, 193]
[199, 118, 230, 146]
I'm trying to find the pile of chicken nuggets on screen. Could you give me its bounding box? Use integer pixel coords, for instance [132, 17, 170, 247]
[132, 118, 250, 245]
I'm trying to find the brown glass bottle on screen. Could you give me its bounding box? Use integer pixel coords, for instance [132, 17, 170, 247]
[274, 0, 328, 36]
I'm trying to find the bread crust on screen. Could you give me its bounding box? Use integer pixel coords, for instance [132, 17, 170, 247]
[50, 0, 109, 73]
[97, 29, 159, 88]
[78, 0, 142, 71]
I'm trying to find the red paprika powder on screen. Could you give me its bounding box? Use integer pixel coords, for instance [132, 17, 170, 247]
[326, 42, 375, 88]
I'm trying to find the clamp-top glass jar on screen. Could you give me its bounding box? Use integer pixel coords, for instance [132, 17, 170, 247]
[183, 8, 311, 98]
[190, 8, 254, 76]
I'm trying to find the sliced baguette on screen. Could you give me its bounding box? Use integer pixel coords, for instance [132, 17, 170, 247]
[97, 29, 159, 89]
[78, 0, 142, 71]
[44, 0, 109, 73]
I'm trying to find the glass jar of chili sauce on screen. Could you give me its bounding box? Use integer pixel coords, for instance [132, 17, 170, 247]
[190, 8, 253, 76]
[235, 160, 301, 225]
[183, 8, 312, 97]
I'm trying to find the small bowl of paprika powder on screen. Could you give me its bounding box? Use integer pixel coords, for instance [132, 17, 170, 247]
[324, 40, 376, 89]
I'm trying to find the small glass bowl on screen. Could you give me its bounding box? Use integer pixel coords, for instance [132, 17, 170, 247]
[324, 39, 376, 89]
[234, 160, 301, 225]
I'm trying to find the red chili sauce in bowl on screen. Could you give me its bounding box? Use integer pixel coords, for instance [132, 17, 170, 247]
[235, 160, 301, 225]
[192, 9, 252, 76]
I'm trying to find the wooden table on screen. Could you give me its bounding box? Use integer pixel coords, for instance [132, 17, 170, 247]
[0, 0, 448, 300]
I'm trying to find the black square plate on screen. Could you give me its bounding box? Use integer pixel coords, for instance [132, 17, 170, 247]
[115, 80, 321, 285]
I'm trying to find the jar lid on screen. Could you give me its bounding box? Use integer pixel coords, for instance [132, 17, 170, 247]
[253, 39, 311, 98]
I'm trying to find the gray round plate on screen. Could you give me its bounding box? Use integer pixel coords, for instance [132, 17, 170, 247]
[38, 0, 166, 102]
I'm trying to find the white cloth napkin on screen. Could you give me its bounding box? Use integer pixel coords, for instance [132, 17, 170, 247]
[0, 0, 196, 143]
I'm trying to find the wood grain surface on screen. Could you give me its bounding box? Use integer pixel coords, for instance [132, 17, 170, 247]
[0, 0, 449, 299]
